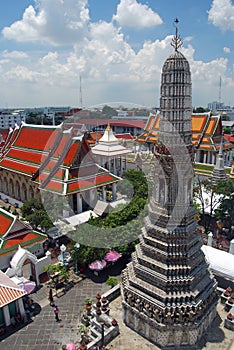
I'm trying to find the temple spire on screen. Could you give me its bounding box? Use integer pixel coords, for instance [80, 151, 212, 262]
[171, 18, 183, 51]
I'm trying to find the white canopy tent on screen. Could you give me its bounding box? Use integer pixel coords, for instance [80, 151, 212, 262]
[201, 245, 234, 281]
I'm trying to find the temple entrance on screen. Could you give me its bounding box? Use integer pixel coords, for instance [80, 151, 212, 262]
[22, 259, 32, 280]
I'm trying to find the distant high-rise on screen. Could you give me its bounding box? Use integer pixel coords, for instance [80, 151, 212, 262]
[121, 22, 218, 348]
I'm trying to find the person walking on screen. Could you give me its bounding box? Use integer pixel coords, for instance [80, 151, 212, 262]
[53, 305, 60, 322]
[49, 288, 54, 306]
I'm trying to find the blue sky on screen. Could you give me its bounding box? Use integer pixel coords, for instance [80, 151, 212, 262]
[0, 0, 234, 109]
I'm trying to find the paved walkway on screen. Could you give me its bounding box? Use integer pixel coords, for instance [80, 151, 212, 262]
[0, 277, 110, 350]
[0, 268, 233, 350]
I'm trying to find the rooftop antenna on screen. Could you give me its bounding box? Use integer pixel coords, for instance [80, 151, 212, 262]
[218, 76, 222, 105]
[79, 75, 83, 109]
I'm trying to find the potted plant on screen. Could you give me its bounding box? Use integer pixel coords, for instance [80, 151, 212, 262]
[224, 287, 232, 296]
[101, 296, 107, 304]
[84, 298, 93, 312]
[96, 308, 101, 315]
[77, 324, 89, 349]
[96, 300, 101, 308]
[101, 305, 107, 311]
[106, 277, 118, 288]
[111, 318, 118, 326]
[95, 293, 101, 300]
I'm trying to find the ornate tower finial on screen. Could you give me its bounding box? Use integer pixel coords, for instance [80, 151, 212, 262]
[171, 18, 183, 51]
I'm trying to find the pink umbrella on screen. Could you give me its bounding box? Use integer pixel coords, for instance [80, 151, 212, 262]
[66, 343, 77, 350]
[105, 251, 122, 263]
[22, 281, 36, 294]
[89, 259, 107, 271]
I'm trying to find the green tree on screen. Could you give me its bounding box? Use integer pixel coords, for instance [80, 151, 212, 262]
[214, 180, 234, 228]
[194, 178, 234, 233]
[193, 107, 209, 113]
[21, 198, 53, 231]
[106, 276, 118, 288]
[102, 105, 117, 117]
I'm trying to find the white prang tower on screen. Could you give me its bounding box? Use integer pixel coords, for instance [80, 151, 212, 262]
[121, 21, 218, 349]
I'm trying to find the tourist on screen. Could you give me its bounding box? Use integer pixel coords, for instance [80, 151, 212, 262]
[48, 288, 54, 306]
[53, 305, 60, 322]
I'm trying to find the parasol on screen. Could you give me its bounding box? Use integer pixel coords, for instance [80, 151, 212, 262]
[22, 281, 36, 294]
[66, 343, 77, 350]
[104, 251, 121, 263]
[89, 259, 107, 271]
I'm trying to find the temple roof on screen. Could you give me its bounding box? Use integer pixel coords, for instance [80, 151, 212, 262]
[137, 112, 232, 151]
[91, 124, 131, 157]
[0, 270, 27, 307]
[0, 122, 120, 196]
[85, 131, 135, 145]
[0, 208, 46, 256]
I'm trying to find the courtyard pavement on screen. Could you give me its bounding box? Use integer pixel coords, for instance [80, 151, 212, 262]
[0, 264, 234, 350]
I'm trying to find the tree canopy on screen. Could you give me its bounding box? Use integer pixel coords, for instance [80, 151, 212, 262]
[21, 197, 53, 231]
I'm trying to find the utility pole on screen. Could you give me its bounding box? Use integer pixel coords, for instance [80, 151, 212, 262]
[79, 75, 83, 109]
[218, 75, 222, 106]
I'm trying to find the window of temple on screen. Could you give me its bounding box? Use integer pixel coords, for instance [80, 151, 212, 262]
[22, 184, 27, 202]
[16, 182, 20, 199]
[9, 179, 14, 196]
[29, 186, 34, 199]
[4, 178, 8, 194]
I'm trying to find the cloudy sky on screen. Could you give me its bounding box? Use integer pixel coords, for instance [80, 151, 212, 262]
[0, 0, 234, 109]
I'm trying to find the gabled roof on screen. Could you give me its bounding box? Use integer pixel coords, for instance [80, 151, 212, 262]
[137, 112, 232, 151]
[85, 131, 135, 145]
[224, 134, 234, 143]
[0, 208, 46, 255]
[0, 271, 26, 307]
[91, 124, 131, 157]
[0, 123, 62, 177]
[0, 123, 121, 197]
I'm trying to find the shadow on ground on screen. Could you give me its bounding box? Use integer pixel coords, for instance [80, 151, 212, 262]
[197, 313, 225, 349]
[84, 255, 130, 283]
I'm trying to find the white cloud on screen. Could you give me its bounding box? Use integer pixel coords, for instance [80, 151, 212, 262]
[2, 50, 29, 59]
[0, 0, 233, 108]
[223, 46, 231, 53]
[2, 0, 90, 45]
[208, 0, 234, 31]
[113, 0, 163, 28]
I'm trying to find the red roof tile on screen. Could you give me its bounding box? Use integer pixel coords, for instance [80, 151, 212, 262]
[14, 125, 59, 151]
[4, 232, 43, 249]
[0, 211, 14, 236]
[0, 158, 38, 175]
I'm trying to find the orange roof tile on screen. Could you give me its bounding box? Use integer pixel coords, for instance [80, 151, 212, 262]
[6, 148, 46, 164]
[0, 211, 14, 236]
[0, 285, 26, 307]
[63, 140, 80, 166]
[4, 232, 43, 249]
[14, 125, 59, 151]
[0, 158, 38, 175]
[205, 119, 217, 136]
[191, 116, 207, 133]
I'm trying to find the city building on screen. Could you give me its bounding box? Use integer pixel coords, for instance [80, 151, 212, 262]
[0, 111, 25, 129]
[77, 118, 145, 136]
[121, 25, 218, 348]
